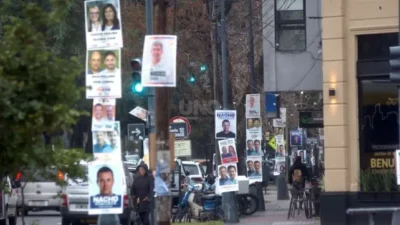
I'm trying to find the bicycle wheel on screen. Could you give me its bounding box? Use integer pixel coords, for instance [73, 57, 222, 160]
[240, 194, 259, 216]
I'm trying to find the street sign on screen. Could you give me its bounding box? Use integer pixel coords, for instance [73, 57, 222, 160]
[127, 124, 145, 141]
[268, 136, 276, 150]
[169, 122, 188, 139]
[169, 116, 191, 136]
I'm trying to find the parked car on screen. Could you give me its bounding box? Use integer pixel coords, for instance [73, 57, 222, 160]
[16, 168, 63, 215]
[0, 176, 19, 225]
[60, 161, 134, 225]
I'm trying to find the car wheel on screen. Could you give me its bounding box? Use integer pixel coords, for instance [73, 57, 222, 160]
[61, 218, 72, 225]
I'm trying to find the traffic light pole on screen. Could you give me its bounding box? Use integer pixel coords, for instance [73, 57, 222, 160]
[247, 0, 255, 93]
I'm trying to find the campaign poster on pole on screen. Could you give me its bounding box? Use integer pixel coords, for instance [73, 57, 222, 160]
[92, 121, 121, 160]
[141, 35, 177, 87]
[396, 150, 400, 185]
[274, 158, 286, 176]
[290, 130, 303, 147]
[246, 118, 262, 140]
[216, 164, 239, 193]
[246, 158, 262, 182]
[143, 138, 150, 168]
[218, 138, 238, 164]
[297, 150, 307, 164]
[92, 98, 116, 131]
[86, 49, 122, 99]
[84, 0, 123, 49]
[275, 134, 286, 157]
[245, 94, 261, 118]
[88, 160, 123, 215]
[215, 110, 237, 139]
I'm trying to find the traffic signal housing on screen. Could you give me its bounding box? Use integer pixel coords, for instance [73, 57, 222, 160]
[131, 58, 144, 93]
[389, 46, 400, 81]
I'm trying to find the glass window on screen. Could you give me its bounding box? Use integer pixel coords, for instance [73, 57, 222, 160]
[275, 0, 306, 51]
[182, 164, 200, 176]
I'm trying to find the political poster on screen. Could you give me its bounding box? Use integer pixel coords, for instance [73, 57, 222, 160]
[218, 138, 238, 164]
[141, 35, 177, 87]
[88, 161, 123, 215]
[216, 164, 239, 193]
[86, 49, 122, 99]
[290, 130, 303, 147]
[245, 94, 261, 118]
[215, 110, 237, 139]
[84, 0, 123, 49]
[297, 150, 307, 164]
[275, 134, 286, 157]
[274, 158, 286, 176]
[92, 122, 121, 160]
[246, 118, 262, 140]
[273, 108, 287, 128]
[245, 139, 263, 157]
[129, 106, 148, 121]
[92, 98, 116, 131]
[246, 158, 262, 182]
[143, 138, 150, 167]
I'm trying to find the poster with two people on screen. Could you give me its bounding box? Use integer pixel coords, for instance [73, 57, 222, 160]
[217, 164, 239, 193]
[88, 161, 123, 215]
[246, 157, 263, 182]
[92, 121, 122, 160]
[92, 98, 116, 131]
[218, 139, 238, 164]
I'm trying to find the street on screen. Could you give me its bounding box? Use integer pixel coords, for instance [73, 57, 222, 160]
[17, 211, 60, 225]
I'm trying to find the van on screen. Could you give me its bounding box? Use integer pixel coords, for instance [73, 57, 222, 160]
[60, 161, 134, 225]
[0, 176, 19, 225]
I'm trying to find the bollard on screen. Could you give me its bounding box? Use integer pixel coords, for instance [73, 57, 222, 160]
[97, 214, 120, 225]
[222, 191, 239, 223]
[276, 173, 290, 200]
[249, 183, 265, 211]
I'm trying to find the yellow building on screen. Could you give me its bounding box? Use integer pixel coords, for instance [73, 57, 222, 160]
[322, 0, 400, 224]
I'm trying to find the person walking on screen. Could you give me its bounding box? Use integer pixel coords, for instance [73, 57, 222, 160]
[288, 156, 309, 209]
[131, 163, 154, 225]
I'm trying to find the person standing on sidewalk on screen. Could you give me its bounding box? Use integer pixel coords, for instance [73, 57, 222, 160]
[288, 156, 309, 209]
[131, 163, 154, 225]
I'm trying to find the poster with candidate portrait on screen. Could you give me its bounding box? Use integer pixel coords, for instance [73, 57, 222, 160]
[92, 121, 121, 160]
[245, 139, 263, 157]
[129, 106, 148, 121]
[86, 49, 122, 99]
[245, 94, 261, 118]
[216, 164, 239, 193]
[84, 0, 123, 49]
[273, 157, 286, 176]
[246, 118, 262, 140]
[290, 130, 303, 147]
[275, 134, 286, 157]
[246, 158, 262, 182]
[297, 150, 307, 164]
[215, 110, 237, 139]
[218, 138, 238, 164]
[92, 98, 116, 131]
[141, 35, 177, 87]
[88, 161, 123, 215]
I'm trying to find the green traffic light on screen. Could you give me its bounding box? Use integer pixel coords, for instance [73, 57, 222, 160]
[132, 82, 143, 93]
[189, 76, 195, 83]
[200, 64, 207, 72]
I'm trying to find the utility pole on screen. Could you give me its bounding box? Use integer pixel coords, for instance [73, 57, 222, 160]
[221, 0, 228, 109]
[247, 0, 255, 93]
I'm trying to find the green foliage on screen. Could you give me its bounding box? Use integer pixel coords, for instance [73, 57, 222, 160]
[358, 169, 399, 192]
[0, 1, 90, 183]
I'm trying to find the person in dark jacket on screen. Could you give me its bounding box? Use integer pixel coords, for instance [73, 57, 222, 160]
[288, 156, 309, 209]
[131, 163, 154, 225]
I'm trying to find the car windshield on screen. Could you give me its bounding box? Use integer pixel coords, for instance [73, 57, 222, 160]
[183, 164, 200, 176]
[125, 155, 140, 166]
[20, 168, 58, 182]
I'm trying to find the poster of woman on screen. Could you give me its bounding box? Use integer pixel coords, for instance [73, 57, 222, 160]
[218, 139, 238, 164]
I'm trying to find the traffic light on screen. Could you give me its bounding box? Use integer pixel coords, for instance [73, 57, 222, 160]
[189, 75, 196, 83]
[200, 64, 207, 72]
[389, 46, 400, 81]
[131, 58, 143, 93]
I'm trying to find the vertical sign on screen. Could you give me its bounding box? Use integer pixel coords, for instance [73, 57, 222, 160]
[215, 110, 237, 139]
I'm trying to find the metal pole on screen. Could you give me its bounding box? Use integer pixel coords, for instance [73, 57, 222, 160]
[247, 0, 255, 93]
[221, 0, 228, 109]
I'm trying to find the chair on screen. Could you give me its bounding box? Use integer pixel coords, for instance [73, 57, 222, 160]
[287, 187, 310, 219]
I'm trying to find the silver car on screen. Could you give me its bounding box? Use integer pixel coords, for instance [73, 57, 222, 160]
[17, 169, 63, 215]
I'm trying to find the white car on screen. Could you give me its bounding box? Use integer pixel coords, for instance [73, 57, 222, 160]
[0, 176, 18, 225]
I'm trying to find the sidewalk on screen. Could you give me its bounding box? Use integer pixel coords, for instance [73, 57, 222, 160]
[236, 185, 321, 225]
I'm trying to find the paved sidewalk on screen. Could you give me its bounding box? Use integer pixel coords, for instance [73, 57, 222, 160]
[235, 185, 321, 225]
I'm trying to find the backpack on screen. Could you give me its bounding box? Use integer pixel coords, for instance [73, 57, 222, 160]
[292, 169, 304, 183]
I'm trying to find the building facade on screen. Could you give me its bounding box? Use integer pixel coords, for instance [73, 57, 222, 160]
[322, 0, 400, 224]
[263, 0, 322, 92]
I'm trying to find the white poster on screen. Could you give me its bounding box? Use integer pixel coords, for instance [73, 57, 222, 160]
[92, 122, 121, 160]
[216, 164, 239, 193]
[396, 150, 400, 185]
[273, 108, 287, 128]
[84, 0, 123, 49]
[246, 139, 263, 157]
[143, 138, 150, 168]
[246, 118, 262, 140]
[275, 134, 286, 157]
[129, 106, 148, 121]
[245, 94, 261, 118]
[92, 98, 116, 131]
[86, 49, 122, 99]
[218, 138, 238, 164]
[297, 150, 307, 164]
[215, 110, 237, 139]
[246, 158, 262, 182]
[274, 158, 286, 176]
[141, 35, 177, 87]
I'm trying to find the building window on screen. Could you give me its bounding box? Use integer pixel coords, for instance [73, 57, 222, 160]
[275, 0, 306, 51]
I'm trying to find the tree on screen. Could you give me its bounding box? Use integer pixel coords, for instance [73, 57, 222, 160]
[0, 0, 90, 192]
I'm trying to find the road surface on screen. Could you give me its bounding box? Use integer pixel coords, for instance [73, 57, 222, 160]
[16, 211, 60, 225]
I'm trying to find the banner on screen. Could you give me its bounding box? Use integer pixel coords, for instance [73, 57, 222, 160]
[215, 110, 237, 139]
[141, 35, 177, 87]
[84, 0, 123, 49]
[218, 138, 238, 164]
[246, 158, 262, 182]
[92, 121, 121, 160]
[86, 49, 122, 99]
[88, 161, 123, 215]
[246, 118, 262, 140]
[92, 98, 116, 131]
[245, 94, 261, 118]
[290, 130, 303, 147]
[216, 164, 239, 193]
[363, 151, 395, 173]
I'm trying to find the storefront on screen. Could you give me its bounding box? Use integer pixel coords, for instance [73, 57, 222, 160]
[321, 0, 400, 224]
